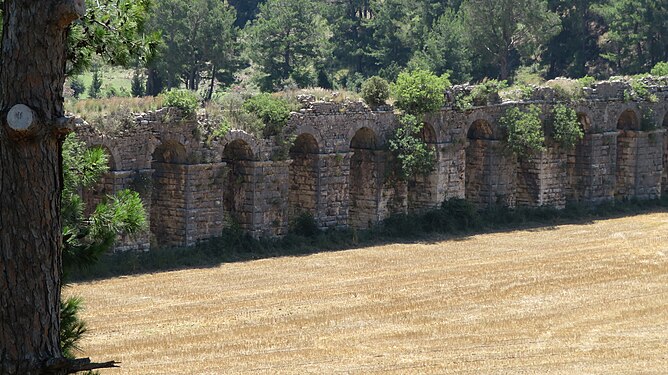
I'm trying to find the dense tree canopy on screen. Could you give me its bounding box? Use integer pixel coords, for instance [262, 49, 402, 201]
[129, 0, 668, 92]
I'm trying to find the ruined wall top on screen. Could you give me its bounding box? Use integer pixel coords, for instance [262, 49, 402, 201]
[73, 77, 668, 172]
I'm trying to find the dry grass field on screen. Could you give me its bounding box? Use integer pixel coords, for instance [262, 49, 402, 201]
[67, 213, 668, 374]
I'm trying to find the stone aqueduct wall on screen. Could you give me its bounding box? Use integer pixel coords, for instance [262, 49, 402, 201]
[77, 80, 668, 250]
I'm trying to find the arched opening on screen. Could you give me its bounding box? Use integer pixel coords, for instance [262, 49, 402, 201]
[565, 113, 590, 201]
[150, 141, 188, 247]
[288, 133, 320, 222]
[408, 123, 439, 211]
[615, 109, 640, 199]
[465, 120, 513, 207]
[349, 127, 380, 229]
[222, 139, 255, 230]
[152, 140, 187, 164]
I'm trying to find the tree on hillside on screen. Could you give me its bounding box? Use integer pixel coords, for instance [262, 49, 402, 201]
[592, 0, 668, 75]
[366, 0, 421, 80]
[544, 0, 605, 78]
[228, 0, 265, 27]
[245, 0, 331, 91]
[0, 1, 152, 373]
[148, 0, 242, 97]
[411, 8, 472, 83]
[461, 0, 561, 80]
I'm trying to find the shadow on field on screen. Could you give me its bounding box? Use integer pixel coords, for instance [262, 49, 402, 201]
[71, 197, 668, 282]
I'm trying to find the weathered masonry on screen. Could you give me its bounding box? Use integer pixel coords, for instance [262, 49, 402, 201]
[77, 79, 668, 250]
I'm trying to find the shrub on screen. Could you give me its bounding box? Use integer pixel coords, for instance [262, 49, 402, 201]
[500, 105, 545, 157]
[470, 79, 507, 105]
[628, 79, 658, 103]
[650, 62, 668, 77]
[242, 93, 297, 137]
[361, 76, 390, 108]
[389, 114, 436, 179]
[162, 89, 199, 117]
[577, 75, 596, 87]
[289, 213, 320, 237]
[551, 105, 583, 149]
[392, 69, 450, 114]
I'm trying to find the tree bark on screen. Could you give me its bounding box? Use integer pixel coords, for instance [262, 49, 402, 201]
[0, 1, 84, 374]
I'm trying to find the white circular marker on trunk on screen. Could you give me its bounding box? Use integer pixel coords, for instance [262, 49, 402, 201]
[7, 104, 34, 130]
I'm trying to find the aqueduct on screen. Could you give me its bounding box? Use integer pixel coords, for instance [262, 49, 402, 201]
[76, 79, 668, 250]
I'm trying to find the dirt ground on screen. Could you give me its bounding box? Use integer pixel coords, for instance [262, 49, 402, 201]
[67, 213, 668, 374]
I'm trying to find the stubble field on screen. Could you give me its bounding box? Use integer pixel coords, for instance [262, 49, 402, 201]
[67, 213, 668, 374]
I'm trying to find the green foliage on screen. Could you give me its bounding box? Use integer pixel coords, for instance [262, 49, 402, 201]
[462, 0, 561, 80]
[392, 69, 450, 114]
[361, 76, 390, 108]
[66, 0, 159, 75]
[289, 213, 321, 237]
[591, 1, 668, 75]
[245, 0, 331, 91]
[470, 79, 507, 105]
[70, 76, 86, 99]
[499, 105, 545, 157]
[627, 79, 658, 103]
[577, 75, 596, 87]
[207, 93, 264, 137]
[147, 0, 242, 96]
[162, 89, 200, 116]
[551, 105, 583, 149]
[60, 297, 87, 359]
[389, 114, 436, 179]
[242, 93, 297, 137]
[414, 8, 472, 83]
[61, 134, 147, 356]
[641, 108, 657, 131]
[650, 62, 668, 77]
[88, 68, 103, 99]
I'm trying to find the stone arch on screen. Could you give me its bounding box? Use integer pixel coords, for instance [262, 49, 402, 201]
[465, 119, 514, 207]
[152, 140, 187, 164]
[291, 125, 324, 152]
[221, 130, 261, 158]
[222, 139, 255, 230]
[346, 122, 385, 150]
[617, 109, 640, 131]
[615, 109, 640, 199]
[288, 133, 320, 222]
[348, 127, 380, 228]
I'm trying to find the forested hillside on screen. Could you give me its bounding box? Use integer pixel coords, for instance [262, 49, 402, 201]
[117, 0, 668, 96]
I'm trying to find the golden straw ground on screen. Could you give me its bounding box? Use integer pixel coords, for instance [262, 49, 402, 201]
[67, 213, 668, 374]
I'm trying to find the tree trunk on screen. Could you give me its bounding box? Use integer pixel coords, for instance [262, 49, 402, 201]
[0, 1, 84, 374]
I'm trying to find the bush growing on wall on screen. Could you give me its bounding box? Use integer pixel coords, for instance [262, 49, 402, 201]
[551, 105, 583, 149]
[391, 69, 450, 114]
[500, 105, 545, 157]
[242, 93, 298, 137]
[389, 114, 436, 179]
[361, 76, 390, 108]
[650, 62, 668, 76]
[163, 89, 200, 117]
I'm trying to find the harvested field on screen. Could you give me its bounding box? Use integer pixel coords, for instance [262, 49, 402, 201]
[67, 213, 668, 374]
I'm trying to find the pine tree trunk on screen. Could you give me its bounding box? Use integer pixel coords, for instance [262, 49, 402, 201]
[0, 1, 84, 373]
